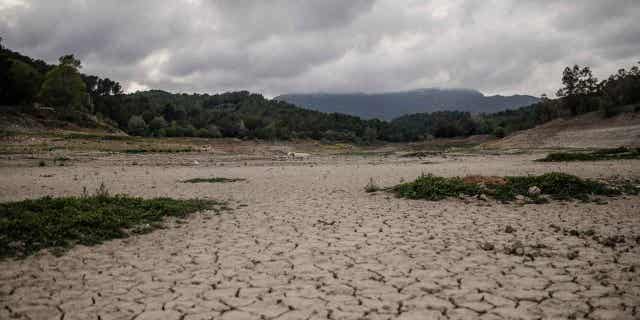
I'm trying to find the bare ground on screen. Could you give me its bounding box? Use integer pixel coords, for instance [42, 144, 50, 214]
[484, 111, 640, 149]
[1, 151, 639, 320]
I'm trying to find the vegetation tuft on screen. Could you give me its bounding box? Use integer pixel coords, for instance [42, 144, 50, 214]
[182, 177, 245, 183]
[0, 192, 222, 258]
[537, 147, 640, 162]
[390, 172, 629, 202]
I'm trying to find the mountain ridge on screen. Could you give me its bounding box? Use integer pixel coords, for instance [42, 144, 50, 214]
[275, 88, 539, 120]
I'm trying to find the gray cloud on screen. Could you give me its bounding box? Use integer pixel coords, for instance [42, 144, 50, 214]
[1, 0, 638, 97]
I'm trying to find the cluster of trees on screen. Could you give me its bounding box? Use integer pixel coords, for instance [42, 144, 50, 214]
[389, 62, 640, 140]
[2, 38, 639, 143]
[97, 90, 387, 142]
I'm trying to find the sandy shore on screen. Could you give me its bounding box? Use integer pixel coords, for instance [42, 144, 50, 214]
[1, 153, 639, 319]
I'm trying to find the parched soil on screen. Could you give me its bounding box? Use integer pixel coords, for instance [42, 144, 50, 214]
[485, 111, 640, 149]
[1, 151, 639, 320]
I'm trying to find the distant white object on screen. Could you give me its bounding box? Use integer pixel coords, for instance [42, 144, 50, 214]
[287, 152, 310, 160]
[193, 160, 200, 165]
[528, 186, 541, 196]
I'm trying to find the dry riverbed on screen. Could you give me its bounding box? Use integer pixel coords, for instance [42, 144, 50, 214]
[1, 152, 639, 320]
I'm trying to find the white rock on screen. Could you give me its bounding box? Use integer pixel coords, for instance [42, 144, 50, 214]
[528, 186, 541, 196]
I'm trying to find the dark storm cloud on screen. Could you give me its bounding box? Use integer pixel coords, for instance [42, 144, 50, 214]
[1, 0, 638, 96]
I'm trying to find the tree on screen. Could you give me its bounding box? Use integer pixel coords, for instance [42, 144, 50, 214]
[363, 127, 377, 143]
[149, 116, 168, 131]
[128, 115, 147, 135]
[38, 55, 88, 113]
[493, 126, 506, 138]
[556, 65, 598, 115]
[7, 59, 43, 104]
[206, 125, 222, 138]
[58, 54, 82, 69]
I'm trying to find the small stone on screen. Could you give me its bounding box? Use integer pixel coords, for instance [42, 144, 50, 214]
[478, 194, 489, 201]
[505, 225, 516, 233]
[567, 250, 579, 260]
[504, 240, 525, 256]
[480, 242, 495, 251]
[528, 186, 541, 196]
[515, 195, 526, 201]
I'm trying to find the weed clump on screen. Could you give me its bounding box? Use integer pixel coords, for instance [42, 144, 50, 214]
[392, 174, 481, 200]
[538, 147, 640, 162]
[391, 172, 624, 202]
[182, 177, 245, 183]
[0, 189, 222, 258]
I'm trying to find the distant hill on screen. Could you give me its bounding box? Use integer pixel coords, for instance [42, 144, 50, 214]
[275, 88, 540, 120]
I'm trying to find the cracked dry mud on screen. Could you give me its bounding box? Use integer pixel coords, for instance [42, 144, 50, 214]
[1, 154, 639, 320]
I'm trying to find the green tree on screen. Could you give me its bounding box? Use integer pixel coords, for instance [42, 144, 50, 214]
[128, 115, 147, 135]
[59, 54, 82, 69]
[363, 127, 377, 144]
[149, 116, 168, 131]
[7, 59, 43, 104]
[556, 65, 598, 115]
[38, 55, 88, 113]
[493, 126, 506, 138]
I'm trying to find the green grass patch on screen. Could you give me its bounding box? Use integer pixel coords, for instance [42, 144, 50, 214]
[537, 147, 640, 162]
[182, 177, 245, 183]
[391, 175, 481, 200]
[0, 195, 222, 258]
[391, 172, 628, 202]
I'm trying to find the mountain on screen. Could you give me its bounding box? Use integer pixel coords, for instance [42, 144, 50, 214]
[275, 88, 539, 120]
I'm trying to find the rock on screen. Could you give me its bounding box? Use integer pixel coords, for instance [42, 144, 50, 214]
[515, 194, 526, 201]
[528, 186, 541, 196]
[505, 225, 516, 233]
[478, 194, 489, 201]
[504, 240, 525, 256]
[567, 250, 579, 260]
[193, 160, 200, 165]
[480, 242, 495, 251]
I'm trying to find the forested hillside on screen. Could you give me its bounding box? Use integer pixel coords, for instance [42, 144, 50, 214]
[2, 39, 639, 143]
[276, 89, 539, 120]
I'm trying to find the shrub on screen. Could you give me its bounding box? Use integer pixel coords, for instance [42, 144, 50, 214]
[206, 125, 222, 138]
[493, 126, 507, 138]
[127, 115, 147, 135]
[148, 116, 168, 131]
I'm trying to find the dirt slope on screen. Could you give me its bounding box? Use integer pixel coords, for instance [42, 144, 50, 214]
[484, 111, 640, 149]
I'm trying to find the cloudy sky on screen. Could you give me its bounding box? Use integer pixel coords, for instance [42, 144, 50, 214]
[1, 0, 639, 97]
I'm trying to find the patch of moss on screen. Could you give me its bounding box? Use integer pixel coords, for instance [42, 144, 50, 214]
[0, 195, 222, 258]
